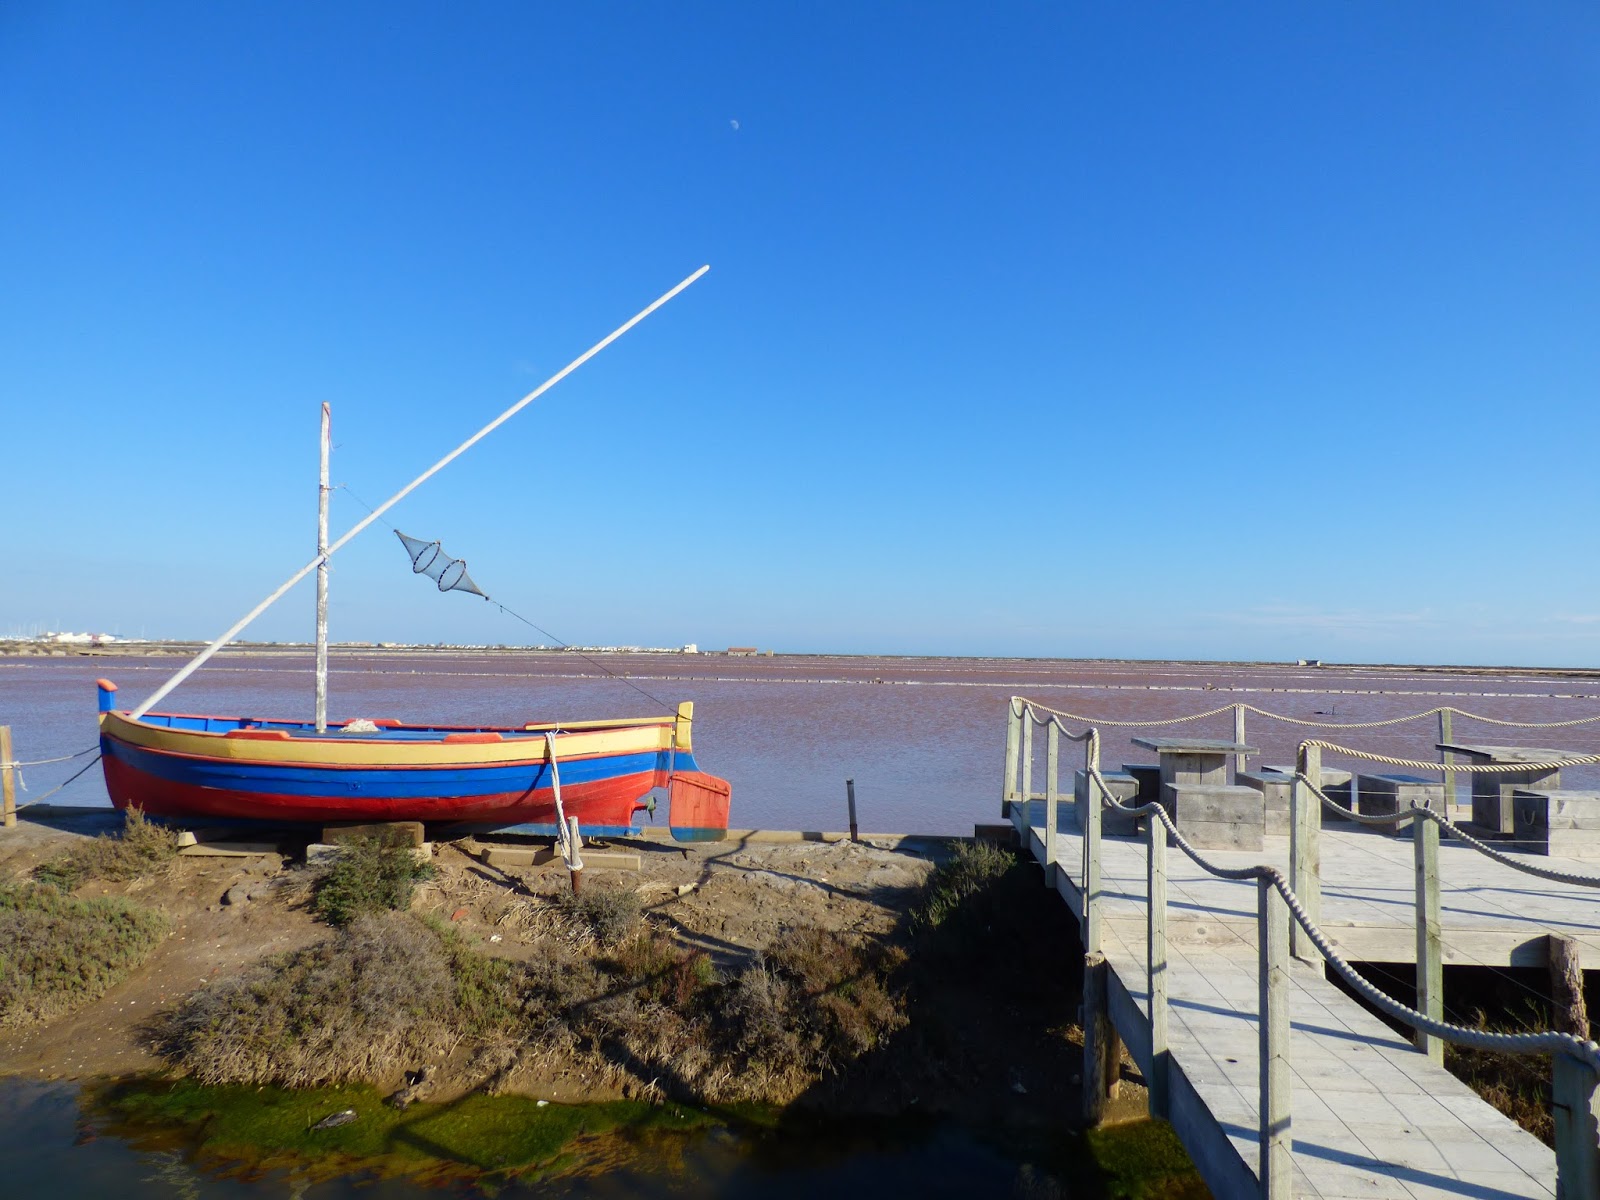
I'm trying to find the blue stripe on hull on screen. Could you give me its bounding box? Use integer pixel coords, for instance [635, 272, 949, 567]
[101, 737, 700, 802]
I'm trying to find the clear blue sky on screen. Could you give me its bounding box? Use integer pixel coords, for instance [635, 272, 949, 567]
[3, 3, 1597, 665]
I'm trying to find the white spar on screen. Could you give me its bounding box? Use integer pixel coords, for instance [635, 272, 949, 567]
[131, 265, 711, 718]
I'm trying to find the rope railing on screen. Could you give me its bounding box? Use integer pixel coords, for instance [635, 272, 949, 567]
[1001, 698, 1600, 1197]
[1007, 696, 1099, 740]
[1017, 696, 1600, 734]
[1294, 772, 1600, 890]
[1089, 767, 1600, 1069]
[1301, 739, 1600, 774]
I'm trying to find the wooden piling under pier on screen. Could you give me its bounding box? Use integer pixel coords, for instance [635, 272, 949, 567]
[1012, 797, 1591, 1198]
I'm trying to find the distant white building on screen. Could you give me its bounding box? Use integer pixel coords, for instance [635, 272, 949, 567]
[682, 643, 698, 654]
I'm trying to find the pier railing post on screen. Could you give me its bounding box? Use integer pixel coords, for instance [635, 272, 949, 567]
[1290, 742, 1322, 964]
[1147, 812, 1169, 1118]
[1002, 699, 1021, 817]
[1259, 878, 1292, 1199]
[1, 726, 15, 828]
[1045, 722, 1060, 888]
[1234, 703, 1247, 779]
[1084, 765, 1103, 955]
[1552, 1053, 1600, 1199]
[1413, 809, 1444, 1063]
[1083, 951, 1112, 1127]
[1439, 708, 1455, 814]
[1020, 708, 1034, 834]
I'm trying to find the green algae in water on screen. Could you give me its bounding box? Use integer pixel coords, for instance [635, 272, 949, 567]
[1086, 1120, 1209, 1199]
[98, 1078, 717, 1181]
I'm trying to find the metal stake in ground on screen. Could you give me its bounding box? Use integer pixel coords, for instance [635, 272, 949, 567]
[846, 778, 859, 843]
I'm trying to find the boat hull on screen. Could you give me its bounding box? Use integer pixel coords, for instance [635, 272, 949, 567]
[96, 696, 730, 840]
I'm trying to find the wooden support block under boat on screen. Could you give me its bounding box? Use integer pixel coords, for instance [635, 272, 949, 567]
[480, 845, 642, 872]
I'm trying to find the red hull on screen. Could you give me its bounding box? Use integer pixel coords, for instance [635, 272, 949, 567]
[103, 754, 659, 829]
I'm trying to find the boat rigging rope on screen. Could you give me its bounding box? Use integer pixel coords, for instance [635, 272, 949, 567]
[1081, 766, 1600, 1069]
[338, 484, 690, 724]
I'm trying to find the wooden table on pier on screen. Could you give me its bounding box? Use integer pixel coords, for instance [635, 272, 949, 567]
[1130, 736, 1258, 789]
[1437, 742, 1570, 836]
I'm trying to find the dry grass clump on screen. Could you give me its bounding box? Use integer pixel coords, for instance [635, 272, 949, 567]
[1445, 1005, 1556, 1146]
[713, 928, 907, 1103]
[159, 913, 462, 1087]
[0, 882, 169, 1027]
[33, 808, 179, 891]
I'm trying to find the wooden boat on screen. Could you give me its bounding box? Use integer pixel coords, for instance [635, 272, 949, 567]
[91, 269, 731, 843]
[95, 680, 731, 840]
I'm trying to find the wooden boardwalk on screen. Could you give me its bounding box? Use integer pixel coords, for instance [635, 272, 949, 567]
[1010, 799, 1589, 1198]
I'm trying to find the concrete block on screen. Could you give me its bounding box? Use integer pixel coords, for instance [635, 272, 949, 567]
[1161, 783, 1265, 851]
[307, 841, 432, 867]
[1263, 766, 1353, 818]
[1236, 770, 1291, 837]
[1122, 764, 1162, 809]
[973, 823, 1019, 847]
[178, 839, 285, 858]
[322, 820, 426, 847]
[1513, 790, 1600, 858]
[1473, 769, 1562, 836]
[1355, 774, 1446, 821]
[1075, 770, 1141, 837]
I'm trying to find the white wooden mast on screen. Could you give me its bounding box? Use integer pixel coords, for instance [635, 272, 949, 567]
[130, 265, 710, 719]
[314, 401, 331, 732]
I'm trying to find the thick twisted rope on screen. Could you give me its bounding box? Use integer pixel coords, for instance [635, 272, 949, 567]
[1014, 698, 1238, 729]
[1294, 774, 1600, 889]
[1301, 739, 1600, 774]
[1017, 696, 1600, 733]
[1081, 767, 1600, 1070]
[1011, 697, 1098, 742]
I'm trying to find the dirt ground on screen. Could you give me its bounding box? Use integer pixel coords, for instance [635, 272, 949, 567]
[0, 810, 937, 1088]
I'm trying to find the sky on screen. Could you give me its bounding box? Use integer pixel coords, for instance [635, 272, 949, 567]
[2, 3, 1598, 666]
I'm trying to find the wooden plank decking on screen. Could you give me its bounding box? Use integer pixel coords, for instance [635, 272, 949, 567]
[1010, 799, 1590, 1198]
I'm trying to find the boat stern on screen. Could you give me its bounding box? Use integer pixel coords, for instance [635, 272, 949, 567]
[668, 770, 731, 842]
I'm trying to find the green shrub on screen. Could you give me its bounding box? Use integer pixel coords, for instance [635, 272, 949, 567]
[34, 807, 179, 891]
[0, 882, 169, 1026]
[912, 840, 1015, 934]
[313, 833, 435, 927]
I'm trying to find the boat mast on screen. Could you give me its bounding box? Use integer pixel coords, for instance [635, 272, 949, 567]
[314, 402, 331, 732]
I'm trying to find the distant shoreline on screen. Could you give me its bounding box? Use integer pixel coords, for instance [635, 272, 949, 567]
[3, 639, 1597, 679]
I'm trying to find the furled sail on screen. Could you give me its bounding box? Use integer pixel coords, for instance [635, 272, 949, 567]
[395, 530, 488, 598]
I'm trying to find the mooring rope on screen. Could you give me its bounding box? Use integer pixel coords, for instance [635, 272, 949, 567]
[0, 745, 99, 770]
[7, 753, 103, 810]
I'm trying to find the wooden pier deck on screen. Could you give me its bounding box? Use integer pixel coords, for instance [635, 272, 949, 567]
[1010, 799, 1590, 1198]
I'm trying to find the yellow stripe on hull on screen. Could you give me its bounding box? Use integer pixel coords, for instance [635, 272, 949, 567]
[98, 707, 688, 768]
